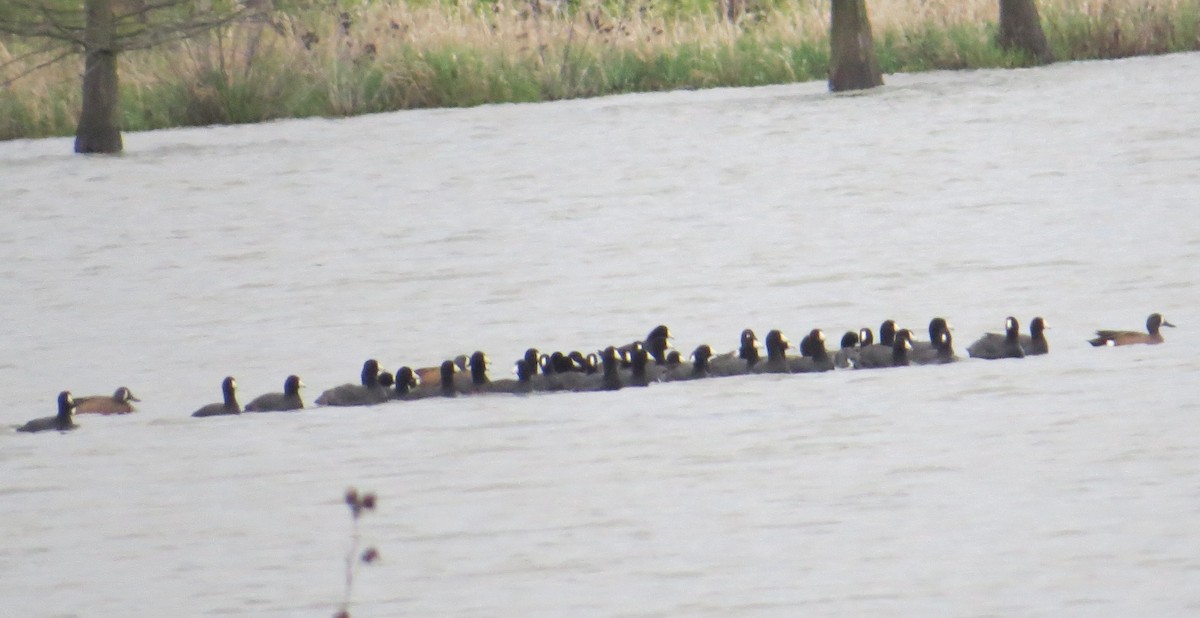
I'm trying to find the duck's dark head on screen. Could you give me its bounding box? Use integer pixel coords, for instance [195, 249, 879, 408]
[515, 359, 533, 383]
[803, 329, 828, 360]
[646, 324, 670, 341]
[523, 348, 540, 369]
[221, 376, 238, 402]
[858, 327, 874, 347]
[692, 344, 714, 373]
[284, 375, 303, 396]
[550, 351, 572, 374]
[469, 351, 488, 385]
[739, 329, 760, 365]
[928, 317, 949, 342]
[57, 391, 76, 423]
[879, 320, 897, 346]
[645, 331, 671, 364]
[439, 360, 457, 393]
[114, 386, 140, 403]
[1004, 316, 1021, 341]
[1149, 313, 1175, 333]
[765, 330, 789, 361]
[892, 329, 914, 364]
[395, 367, 418, 393]
[360, 359, 381, 387]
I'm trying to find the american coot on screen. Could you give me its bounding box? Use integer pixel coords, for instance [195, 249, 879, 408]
[856, 329, 914, 369]
[967, 317, 1026, 360]
[484, 359, 535, 394]
[644, 325, 672, 365]
[18, 391, 78, 433]
[753, 329, 792, 374]
[403, 361, 459, 399]
[912, 318, 956, 365]
[192, 376, 241, 417]
[878, 320, 898, 347]
[1089, 313, 1175, 346]
[244, 375, 304, 412]
[834, 331, 860, 369]
[664, 345, 715, 382]
[709, 328, 760, 377]
[315, 359, 390, 407]
[789, 329, 835, 373]
[858, 327, 875, 347]
[391, 367, 420, 399]
[1019, 317, 1049, 355]
[619, 342, 653, 387]
[454, 351, 490, 393]
[75, 386, 140, 415]
[570, 347, 623, 392]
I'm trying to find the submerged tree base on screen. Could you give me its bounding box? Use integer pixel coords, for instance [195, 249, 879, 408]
[2, 0, 1199, 140]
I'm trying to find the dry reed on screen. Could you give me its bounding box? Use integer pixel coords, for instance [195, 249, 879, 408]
[1, 0, 1197, 139]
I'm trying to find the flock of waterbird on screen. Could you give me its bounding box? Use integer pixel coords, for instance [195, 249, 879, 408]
[14, 312, 1176, 433]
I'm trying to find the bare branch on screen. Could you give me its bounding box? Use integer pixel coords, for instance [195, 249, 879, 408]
[0, 48, 75, 88]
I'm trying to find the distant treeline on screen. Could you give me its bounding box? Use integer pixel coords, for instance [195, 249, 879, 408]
[1, 0, 1198, 140]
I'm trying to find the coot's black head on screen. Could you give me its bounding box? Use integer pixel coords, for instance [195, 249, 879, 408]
[665, 350, 683, 367]
[1030, 317, 1047, 338]
[539, 354, 553, 377]
[439, 360, 457, 390]
[221, 376, 237, 400]
[935, 328, 954, 354]
[283, 375, 303, 396]
[764, 330, 789, 361]
[568, 351, 588, 372]
[360, 359, 381, 387]
[879, 320, 897, 346]
[803, 329, 828, 360]
[585, 352, 600, 374]
[523, 348, 540, 369]
[645, 331, 671, 364]
[839, 331, 859, 350]
[550, 351, 573, 374]
[739, 329, 760, 365]
[395, 367, 418, 392]
[57, 390, 76, 423]
[927, 317, 949, 342]
[692, 344, 714, 373]
[1148, 313, 1175, 333]
[646, 324, 670, 341]
[630, 342, 649, 376]
[1004, 316, 1020, 341]
[114, 386, 140, 403]
[515, 359, 533, 382]
[892, 329, 914, 364]
[377, 371, 395, 388]
[469, 351, 488, 385]
[858, 327, 874, 347]
[453, 354, 469, 371]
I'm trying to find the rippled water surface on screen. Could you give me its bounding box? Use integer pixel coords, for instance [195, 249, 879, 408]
[3, 53, 1200, 616]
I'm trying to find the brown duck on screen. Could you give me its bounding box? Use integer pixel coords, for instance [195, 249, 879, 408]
[75, 386, 140, 415]
[1089, 313, 1175, 346]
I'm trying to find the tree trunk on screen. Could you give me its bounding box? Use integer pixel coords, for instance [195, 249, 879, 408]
[829, 0, 883, 92]
[998, 0, 1054, 64]
[75, 0, 123, 154]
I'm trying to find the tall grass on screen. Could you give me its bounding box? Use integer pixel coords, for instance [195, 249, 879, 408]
[1, 0, 1198, 140]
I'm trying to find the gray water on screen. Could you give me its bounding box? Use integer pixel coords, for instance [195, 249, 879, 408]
[2, 52, 1199, 616]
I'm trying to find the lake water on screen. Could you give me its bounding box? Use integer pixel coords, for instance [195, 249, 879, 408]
[2, 52, 1199, 616]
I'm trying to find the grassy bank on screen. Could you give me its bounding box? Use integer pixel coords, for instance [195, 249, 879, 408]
[1, 0, 1198, 140]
